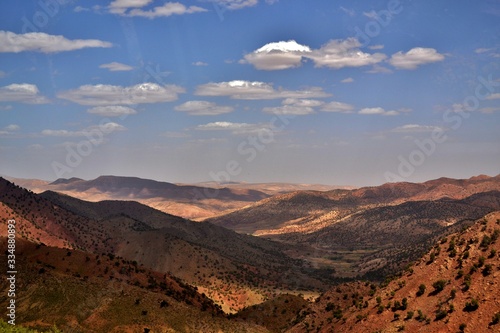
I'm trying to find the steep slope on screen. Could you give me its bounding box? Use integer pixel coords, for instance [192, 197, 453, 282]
[285, 211, 500, 333]
[0, 177, 328, 312]
[0, 238, 268, 333]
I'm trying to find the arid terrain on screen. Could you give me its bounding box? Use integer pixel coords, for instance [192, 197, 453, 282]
[1, 174, 499, 332]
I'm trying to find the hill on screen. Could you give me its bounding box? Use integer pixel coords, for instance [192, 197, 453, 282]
[0, 238, 268, 333]
[6, 175, 269, 220]
[0, 177, 329, 313]
[234, 211, 500, 333]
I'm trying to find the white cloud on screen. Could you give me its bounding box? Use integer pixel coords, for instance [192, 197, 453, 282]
[0, 71, 6, 78]
[99, 62, 134, 71]
[110, 0, 207, 17]
[41, 122, 126, 137]
[57, 83, 185, 105]
[359, 107, 399, 116]
[162, 131, 190, 138]
[87, 106, 137, 117]
[241, 40, 311, 70]
[282, 98, 325, 107]
[0, 83, 49, 104]
[391, 124, 444, 133]
[486, 93, 500, 100]
[74, 6, 90, 12]
[0, 31, 112, 53]
[174, 101, 234, 116]
[0, 105, 13, 111]
[320, 101, 355, 113]
[340, 6, 355, 17]
[211, 0, 258, 10]
[4, 124, 20, 131]
[307, 38, 386, 69]
[389, 47, 445, 70]
[195, 121, 267, 135]
[242, 38, 386, 70]
[192, 61, 208, 66]
[195, 80, 330, 100]
[478, 107, 500, 114]
[341, 77, 354, 83]
[262, 105, 315, 115]
[475, 47, 493, 54]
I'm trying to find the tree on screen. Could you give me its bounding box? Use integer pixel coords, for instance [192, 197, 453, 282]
[432, 279, 447, 293]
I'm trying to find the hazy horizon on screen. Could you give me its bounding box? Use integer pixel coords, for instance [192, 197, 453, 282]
[1, 1, 499, 187]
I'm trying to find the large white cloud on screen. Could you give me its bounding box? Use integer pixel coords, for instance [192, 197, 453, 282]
[57, 83, 185, 105]
[241, 40, 311, 70]
[0, 31, 112, 53]
[195, 80, 330, 100]
[0, 83, 49, 104]
[389, 47, 445, 70]
[242, 38, 386, 70]
[109, 0, 206, 17]
[174, 101, 234, 116]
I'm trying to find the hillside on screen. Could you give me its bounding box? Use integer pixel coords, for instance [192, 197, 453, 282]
[234, 211, 500, 333]
[0, 177, 329, 313]
[6, 175, 270, 220]
[207, 175, 500, 278]
[0, 238, 268, 333]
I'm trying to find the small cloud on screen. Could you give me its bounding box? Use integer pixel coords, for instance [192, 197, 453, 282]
[359, 107, 399, 116]
[5, 124, 20, 131]
[0, 70, 6, 78]
[475, 47, 493, 54]
[486, 93, 500, 100]
[262, 104, 314, 115]
[87, 105, 137, 117]
[99, 62, 134, 71]
[58, 83, 185, 105]
[110, 0, 207, 18]
[174, 100, 233, 116]
[0, 105, 13, 111]
[28, 144, 43, 150]
[41, 122, 126, 137]
[389, 47, 445, 70]
[340, 6, 355, 16]
[391, 124, 444, 133]
[341, 77, 354, 83]
[0, 31, 112, 54]
[74, 6, 90, 12]
[282, 98, 325, 107]
[209, 0, 258, 10]
[0, 83, 49, 104]
[320, 101, 354, 113]
[192, 61, 208, 66]
[195, 121, 267, 135]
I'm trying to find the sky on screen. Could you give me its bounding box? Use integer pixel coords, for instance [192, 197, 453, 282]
[0, 0, 499, 187]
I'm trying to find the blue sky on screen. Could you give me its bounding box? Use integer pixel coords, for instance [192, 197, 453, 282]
[0, 0, 499, 186]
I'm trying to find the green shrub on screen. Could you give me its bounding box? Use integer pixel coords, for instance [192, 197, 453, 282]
[464, 298, 479, 312]
[416, 284, 426, 296]
[432, 279, 447, 293]
[405, 311, 414, 320]
[491, 312, 500, 325]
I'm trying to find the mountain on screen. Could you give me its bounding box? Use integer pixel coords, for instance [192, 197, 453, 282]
[0, 177, 329, 313]
[206, 175, 500, 278]
[7, 175, 269, 220]
[231, 211, 500, 332]
[0, 238, 268, 333]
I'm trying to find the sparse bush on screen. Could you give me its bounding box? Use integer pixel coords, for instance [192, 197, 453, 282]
[456, 269, 464, 279]
[491, 312, 500, 325]
[464, 298, 479, 312]
[432, 279, 447, 293]
[435, 308, 447, 320]
[459, 323, 466, 332]
[405, 311, 414, 320]
[478, 256, 485, 267]
[416, 284, 426, 296]
[489, 249, 497, 258]
[377, 305, 384, 314]
[394, 313, 400, 321]
[376, 296, 382, 304]
[482, 264, 493, 276]
[450, 289, 456, 299]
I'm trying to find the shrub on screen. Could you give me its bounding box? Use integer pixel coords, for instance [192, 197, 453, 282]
[435, 308, 447, 320]
[482, 264, 493, 276]
[464, 298, 479, 312]
[456, 269, 464, 279]
[459, 323, 466, 332]
[376, 296, 382, 304]
[489, 249, 497, 258]
[450, 289, 456, 299]
[377, 305, 384, 314]
[432, 279, 447, 293]
[405, 311, 414, 320]
[416, 284, 426, 296]
[491, 312, 500, 325]
[478, 256, 485, 267]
